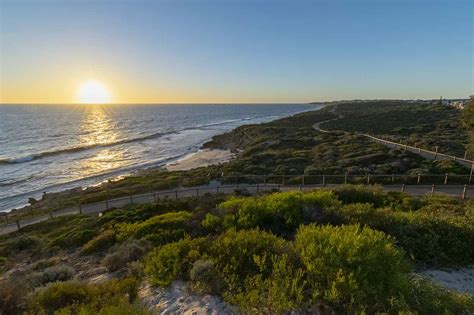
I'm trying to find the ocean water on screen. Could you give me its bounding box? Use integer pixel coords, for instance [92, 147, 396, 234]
[0, 104, 320, 212]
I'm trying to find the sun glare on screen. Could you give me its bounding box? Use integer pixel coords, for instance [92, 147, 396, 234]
[77, 80, 112, 104]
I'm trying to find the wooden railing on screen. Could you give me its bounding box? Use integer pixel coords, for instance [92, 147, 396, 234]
[1, 173, 473, 235]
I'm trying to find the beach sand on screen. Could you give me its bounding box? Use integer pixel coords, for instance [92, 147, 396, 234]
[166, 149, 236, 171]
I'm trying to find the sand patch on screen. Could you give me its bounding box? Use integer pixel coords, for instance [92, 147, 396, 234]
[139, 281, 238, 314]
[166, 149, 235, 171]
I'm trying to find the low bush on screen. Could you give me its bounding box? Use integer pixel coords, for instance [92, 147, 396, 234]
[29, 264, 75, 287]
[333, 185, 387, 207]
[219, 190, 340, 234]
[0, 278, 28, 315]
[333, 203, 474, 266]
[0, 235, 38, 257]
[81, 229, 116, 254]
[102, 240, 149, 272]
[189, 259, 222, 294]
[295, 224, 409, 313]
[228, 254, 308, 314]
[201, 213, 224, 234]
[29, 278, 139, 314]
[116, 211, 192, 243]
[145, 237, 208, 286]
[48, 228, 96, 249]
[211, 229, 292, 285]
[398, 276, 474, 314]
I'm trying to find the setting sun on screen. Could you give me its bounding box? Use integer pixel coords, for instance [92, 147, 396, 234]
[76, 80, 111, 104]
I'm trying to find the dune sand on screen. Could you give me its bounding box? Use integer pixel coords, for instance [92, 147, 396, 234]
[166, 149, 236, 171]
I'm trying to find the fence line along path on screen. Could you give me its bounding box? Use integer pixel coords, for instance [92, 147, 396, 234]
[1, 179, 472, 236]
[313, 114, 474, 172]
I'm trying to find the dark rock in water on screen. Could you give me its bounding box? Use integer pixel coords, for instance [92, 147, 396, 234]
[28, 197, 38, 205]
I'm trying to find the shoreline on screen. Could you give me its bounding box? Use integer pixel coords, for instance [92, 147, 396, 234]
[2, 104, 323, 213]
[165, 149, 237, 171]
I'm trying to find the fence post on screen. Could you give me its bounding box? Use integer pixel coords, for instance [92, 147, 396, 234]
[367, 174, 371, 185]
[417, 174, 421, 184]
[322, 174, 326, 187]
[175, 191, 178, 200]
[16, 220, 20, 230]
[464, 151, 468, 160]
[431, 184, 435, 195]
[344, 173, 348, 185]
[444, 173, 448, 185]
[196, 188, 199, 196]
[462, 185, 467, 200]
[470, 164, 473, 184]
[401, 184, 406, 193]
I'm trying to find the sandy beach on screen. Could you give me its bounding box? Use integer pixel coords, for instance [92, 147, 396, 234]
[166, 149, 236, 171]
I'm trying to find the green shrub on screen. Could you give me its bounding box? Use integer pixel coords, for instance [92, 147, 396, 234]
[29, 278, 139, 314]
[189, 259, 222, 294]
[0, 235, 38, 257]
[219, 190, 340, 233]
[81, 229, 116, 254]
[29, 264, 75, 287]
[332, 202, 474, 266]
[228, 254, 308, 314]
[399, 276, 474, 314]
[102, 240, 149, 272]
[333, 185, 386, 207]
[201, 213, 223, 233]
[0, 278, 28, 314]
[116, 211, 192, 242]
[295, 224, 409, 313]
[145, 237, 208, 286]
[211, 229, 291, 287]
[49, 229, 96, 249]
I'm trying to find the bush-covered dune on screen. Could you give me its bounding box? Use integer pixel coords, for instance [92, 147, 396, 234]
[1, 186, 473, 314]
[6, 100, 470, 222]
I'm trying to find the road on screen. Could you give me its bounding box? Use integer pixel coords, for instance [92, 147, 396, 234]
[0, 183, 472, 236]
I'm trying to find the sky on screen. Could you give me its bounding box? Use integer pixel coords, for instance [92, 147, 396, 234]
[0, 0, 472, 104]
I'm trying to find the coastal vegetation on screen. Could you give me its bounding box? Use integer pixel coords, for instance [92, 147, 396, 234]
[5, 100, 470, 222]
[463, 99, 474, 157]
[0, 187, 473, 314]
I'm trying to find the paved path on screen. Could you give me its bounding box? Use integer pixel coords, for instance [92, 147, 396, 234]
[0, 183, 472, 236]
[313, 111, 474, 170]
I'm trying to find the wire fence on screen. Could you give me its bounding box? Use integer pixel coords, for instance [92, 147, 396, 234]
[1, 173, 473, 235]
[363, 134, 474, 170]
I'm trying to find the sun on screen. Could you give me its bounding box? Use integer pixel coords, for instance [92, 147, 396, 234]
[76, 80, 112, 104]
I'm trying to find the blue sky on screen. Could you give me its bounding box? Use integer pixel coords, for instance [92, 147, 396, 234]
[0, 0, 472, 103]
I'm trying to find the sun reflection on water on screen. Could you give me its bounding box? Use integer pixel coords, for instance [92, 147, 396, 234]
[78, 105, 127, 175]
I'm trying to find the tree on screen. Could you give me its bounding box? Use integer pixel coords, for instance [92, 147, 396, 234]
[463, 98, 474, 157]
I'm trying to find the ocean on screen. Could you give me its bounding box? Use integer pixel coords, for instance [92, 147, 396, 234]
[0, 103, 320, 212]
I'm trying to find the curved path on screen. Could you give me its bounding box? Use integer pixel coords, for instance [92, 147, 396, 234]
[313, 109, 474, 170]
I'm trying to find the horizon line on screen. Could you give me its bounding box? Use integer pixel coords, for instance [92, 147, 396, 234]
[0, 97, 470, 106]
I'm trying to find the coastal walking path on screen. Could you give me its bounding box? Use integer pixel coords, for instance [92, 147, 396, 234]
[0, 182, 472, 236]
[313, 109, 474, 171]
